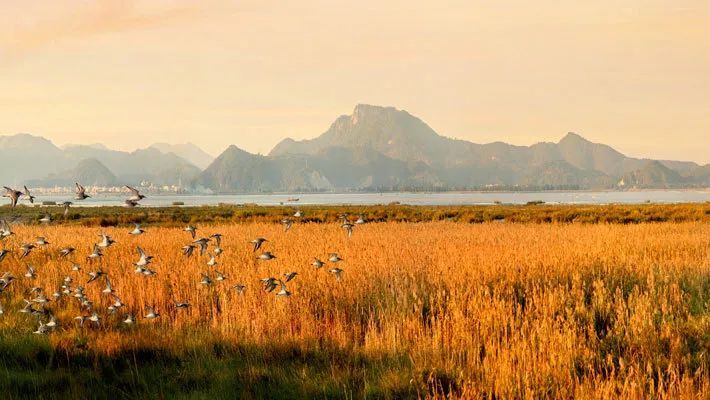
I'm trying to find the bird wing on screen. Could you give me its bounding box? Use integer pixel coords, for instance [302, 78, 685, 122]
[125, 186, 140, 196]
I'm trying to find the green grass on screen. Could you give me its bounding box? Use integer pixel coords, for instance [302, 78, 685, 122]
[0, 202, 707, 227]
[0, 334, 421, 400]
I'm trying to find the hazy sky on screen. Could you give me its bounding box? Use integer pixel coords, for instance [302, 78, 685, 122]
[1, 0, 708, 163]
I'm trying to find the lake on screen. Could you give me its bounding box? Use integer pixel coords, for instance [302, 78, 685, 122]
[34, 190, 710, 207]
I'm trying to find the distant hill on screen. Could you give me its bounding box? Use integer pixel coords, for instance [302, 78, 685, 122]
[0, 134, 201, 187]
[621, 161, 685, 188]
[2, 105, 707, 192]
[199, 104, 706, 192]
[28, 158, 117, 187]
[149, 143, 214, 169]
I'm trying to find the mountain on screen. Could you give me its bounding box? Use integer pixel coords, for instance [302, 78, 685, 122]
[0, 133, 201, 187]
[28, 158, 117, 187]
[621, 161, 685, 188]
[149, 143, 214, 169]
[0, 134, 72, 184]
[195, 104, 704, 192]
[61, 146, 200, 185]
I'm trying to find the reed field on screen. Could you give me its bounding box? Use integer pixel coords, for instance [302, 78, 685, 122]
[0, 207, 707, 399]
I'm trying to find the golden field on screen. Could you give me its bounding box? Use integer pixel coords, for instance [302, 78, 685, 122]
[0, 219, 708, 399]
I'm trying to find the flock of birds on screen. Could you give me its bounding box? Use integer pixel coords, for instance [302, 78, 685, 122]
[0, 183, 367, 335]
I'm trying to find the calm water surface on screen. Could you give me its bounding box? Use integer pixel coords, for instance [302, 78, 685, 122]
[35, 190, 710, 207]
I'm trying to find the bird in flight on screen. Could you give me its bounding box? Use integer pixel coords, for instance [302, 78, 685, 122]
[75, 183, 90, 200]
[3, 187, 22, 207]
[23, 186, 35, 204]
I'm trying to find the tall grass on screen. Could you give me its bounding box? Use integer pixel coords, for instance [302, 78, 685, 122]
[0, 221, 707, 398]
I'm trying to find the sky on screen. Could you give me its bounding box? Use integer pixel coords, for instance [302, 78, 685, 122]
[0, 0, 708, 163]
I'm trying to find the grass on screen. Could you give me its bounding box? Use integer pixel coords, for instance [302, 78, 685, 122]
[0, 207, 707, 398]
[0, 202, 708, 227]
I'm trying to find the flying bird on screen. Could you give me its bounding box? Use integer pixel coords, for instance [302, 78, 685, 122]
[20, 243, 35, 259]
[251, 238, 267, 252]
[125, 186, 146, 201]
[257, 251, 276, 261]
[97, 233, 115, 248]
[23, 186, 35, 204]
[129, 223, 145, 235]
[61, 201, 73, 216]
[75, 183, 90, 200]
[184, 225, 197, 239]
[281, 218, 293, 232]
[3, 187, 22, 207]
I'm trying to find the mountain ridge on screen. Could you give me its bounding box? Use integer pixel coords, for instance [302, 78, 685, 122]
[1, 104, 707, 191]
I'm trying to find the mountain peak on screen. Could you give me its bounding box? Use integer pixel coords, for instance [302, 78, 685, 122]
[559, 132, 590, 144]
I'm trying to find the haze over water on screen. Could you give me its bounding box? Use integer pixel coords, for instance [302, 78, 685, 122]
[35, 190, 710, 207]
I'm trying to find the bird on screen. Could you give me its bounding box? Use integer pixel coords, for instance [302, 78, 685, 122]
[199, 273, 212, 286]
[88, 312, 101, 327]
[73, 315, 87, 327]
[129, 223, 144, 235]
[257, 251, 276, 261]
[0, 220, 13, 238]
[23, 186, 35, 204]
[342, 221, 354, 237]
[61, 201, 73, 216]
[284, 272, 298, 282]
[39, 215, 51, 224]
[209, 233, 222, 247]
[0, 249, 10, 263]
[97, 233, 115, 248]
[122, 314, 135, 325]
[261, 277, 278, 292]
[31, 293, 49, 304]
[134, 247, 152, 267]
[3, 187, 22, 207]
[24, 264, 36, 279]
[87, 269, 106, 284]
[214, 270, 227, 281]
[33, 321, 50, 335]
[124, 199, 139, 208]
[276, 280, 291, 297]
[184, 225, 197, 239]
[35, 237, 50, 246]
[19, 299, 34, 314]
[251, 238, 267, 252]
[20, 243, 35, 258]
[125, 186, 146, 202]
[206, 254, 217, 267]
[102, 279, 114, 294]
[329, 267, 344, 281]
[74, 183, 90, 200]
[294, 210, 302, 218]
[87, 244, 103, 262]
[181, 245, 195, 258]
[192, 238, 209, 255]
[281, 218, 293, 232]
[312, 258, 325, 269]
[144, 305, 160, 319]
[232, 284, 246, 294]
[59, 247, 75, 257]
[329, 253, 343, 263]
[175, 302, 190, 309]
[45, 315, 58, 330]
[355, 214, 366, 224]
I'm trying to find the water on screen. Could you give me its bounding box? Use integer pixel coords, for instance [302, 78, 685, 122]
[34, 190, 710, 207]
